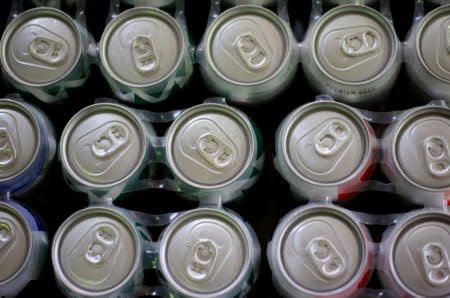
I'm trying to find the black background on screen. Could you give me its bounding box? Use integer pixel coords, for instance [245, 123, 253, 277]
[0, 0, 434, 297]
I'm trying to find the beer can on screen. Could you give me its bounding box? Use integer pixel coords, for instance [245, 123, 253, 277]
[165, 102, 264, 203]
[377, 209, 450, 297]
[0, 201, 47, 297]
[381, 104, 450, 205]
[267, 204, 373, 298]
[99, 7, 193, 104]
[274, 100, 377, 201]
[52, 206, 151, 297]
[158, 207, 260, 298]
[301, 4, 401, 106]
[0, 7, 90, 103]
[198, 5, 299, 105]
[59, 102, 156, 193]
[0, 98, 56, 195]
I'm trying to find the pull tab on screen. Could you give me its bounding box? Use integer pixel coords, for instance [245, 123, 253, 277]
[132, 35, 160, 74]
[307, 237, 346, 280]
[235, 33, 270, 71]
[91, 124, 130, 159]
[422, 243, 450, 287]
[186, 239, 218, 281]
[341, 30, 380, 57]
[0, 128, 17, 168]
[85, 225, 119, 264]
[314, 120, 351, 156]
[29, 36, 67, 65]
[423, 136, 450, 177]
[0, 221, 14, 250]
[198, 134, 234, 169]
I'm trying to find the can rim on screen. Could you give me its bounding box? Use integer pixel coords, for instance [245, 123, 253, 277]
[51, 206, 142, 297]
[204, 4, 295, 86]
[158, 207, 254, 298]
[99, 7, 187, 88]
[59, 102, 149, 190]
[310, 4, 400, 86]
[0, 7, 83, 87]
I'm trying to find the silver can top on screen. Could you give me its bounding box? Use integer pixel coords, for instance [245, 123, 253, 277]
[0, 99, 40, 183]
[393, 106, 450, 190]
[280, 101, 371, 185]
[60, 103, 147, 189]
[52, 207, 141, 296]
[0, 7, 82, 86]
[313, 5, 396, 83]
[166, 103, 255, 189]
[205, 5, 290, 84]
[0, 203, 30, 285]
[100, 7, 185, 87]
[391, 211, 450, 297]
[159, 208, 252, 297]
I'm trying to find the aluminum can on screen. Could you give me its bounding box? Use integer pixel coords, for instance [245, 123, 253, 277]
[59, 102, 156, 193]
[301, 4, 401, 106]
[274, 100, 377, 201]
[0, 200, 47, 297]
[381, 104, 450, 205]
[0, 7, 90, 104]
[0, 98, 56, 195]
[99, 7, 193, 104]
[158, 207, 260, 298]
[165, 102, 264, 203]
[52, 206, 151, 298]
[198, 5, 299, 105]
[378, 209, 450, 297]
[267, 204, 373, 298]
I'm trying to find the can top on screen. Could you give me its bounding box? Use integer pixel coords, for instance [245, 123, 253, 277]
[100, 7, 185, 87]
[416, 5, 450, 84]
[205, 5, 291, 85]
[0, 202, 30, 285]
[0, 7, 82, 86]
[393, 106, 450, 190]
[312, 4, 396, 84]
[0, 99, 41, 184]
[159, 208, 252, 297]
[280, 100, 371, 185]
[52, 207, 141, 296]
[166, 103, 256, 189]
[271, 204, 368, 294]
[60, 103, 148, 189]
[390, 211, 450, 297]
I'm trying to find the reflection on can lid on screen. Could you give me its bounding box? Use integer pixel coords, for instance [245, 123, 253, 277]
[313, 5, 395, 83]
[282, 101, 369, 185]
[166, 104, 255, 189]
[0, 7, 81, 86]
[206, 5, 288, 84]
[60, 103, 147, 189]
[100, 7, 184, 87]
[0, 100, 40, 183]
[394, 106, 450, 190]
[392, 212, 450, 297]
[0, 202, 30, 285]
[53, 207, 140, 295]
[159, 208, 250, 296]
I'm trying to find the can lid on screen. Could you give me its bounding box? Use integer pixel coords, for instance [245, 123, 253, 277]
[417, 5, 450, 83]
[0, 202, 30, 285]
[281, 101, 370, 185]
[392, 211, 450, 297]
[100, 7, 184, 87]
[0, 99, 40, 184]
[205, 5, 290, 84]
[313, 5, 395, 84]
[166, 103, 255, 189]
[60, 103, 147, 189]
[394, 106, 450, 190]
[159, 208, 251, 297]
[0, 7, 82, 86]
[52, 207, 140, 295]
